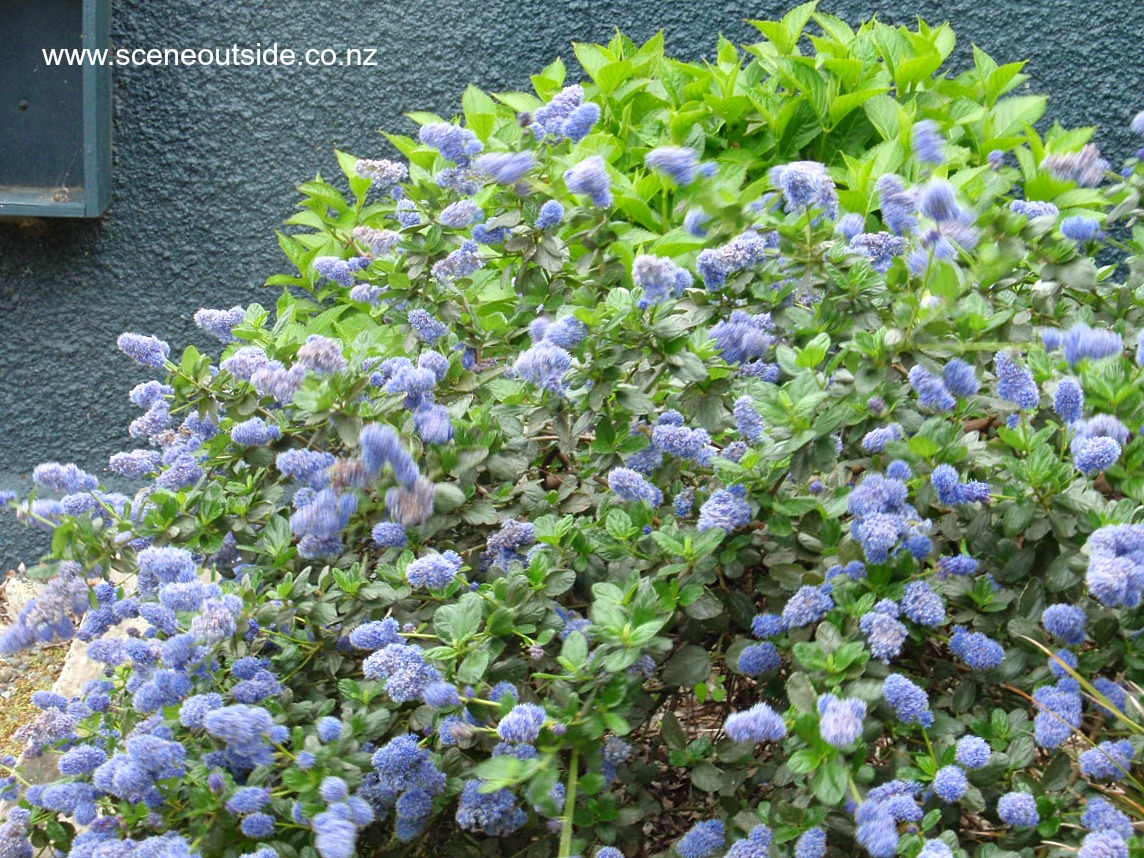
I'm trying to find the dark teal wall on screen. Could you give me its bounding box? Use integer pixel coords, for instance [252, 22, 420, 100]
[0, 0, 1138, 566]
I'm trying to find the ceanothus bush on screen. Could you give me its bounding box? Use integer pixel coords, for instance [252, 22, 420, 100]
[4, 8, 1144, 858]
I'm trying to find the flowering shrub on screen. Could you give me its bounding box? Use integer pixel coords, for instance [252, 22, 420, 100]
[6, 6, 1144, 857]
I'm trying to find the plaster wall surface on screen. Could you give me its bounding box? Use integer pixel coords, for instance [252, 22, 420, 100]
[0, 0, 1137, 566]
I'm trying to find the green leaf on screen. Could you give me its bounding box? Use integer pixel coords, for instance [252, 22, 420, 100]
[436, 592, 483, 644]
[991, 95, 1048, 136]
[662, 645, 712, 687]
[605, 508, 635, 541]
[661, 711, 687, 750]
[774, 58, 830, 123]
[572, 42, 610, 79]
[829, 87, 890, 126]
[1040, 753, 1072, 791]
[335, 149, 373, 202]
[474, 755, 527, 786]
[531, 56, 566, 99]
[863, 94, 900, 141]
[812, 758, 849, 804]
[787, 748, 822, 775]
[561, 630, 589, 668]
[786, 672, 818, 714]
[596, 60, 634, 95]
[434, 483, 467, 512]
[690, 761, 725, 792]
[276, 230, 313, 274]
[298, 180, 348, 213]
[813, 12, 855, 44]
[776, 98, 823, 154]
[894, 51, 942, 90]
[793, 642, 830, 672]
[652, 528, 687, 557]
[457, 648, 491, 684]
[928, 261, 962, 300]
[796, 333, 831, 367]
[462, 85, 499, 138]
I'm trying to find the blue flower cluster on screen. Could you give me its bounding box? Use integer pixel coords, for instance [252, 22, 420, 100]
[862, 423, 903, 453]
[849, 232, 907, 272]
[498, 702, 546, 743]
[632, 254, 693, 308]
[419, 122, 483, 166]
[994, 352, 1039, 409]
[532, 85, 599, 142]
[781, 585, 834, 629]
[531, 315, 588, 350]
[876, 174, 917, 235]
[859, 600, 907, 660]
[956, 735, 992, 769]
[1085, 524, 1144, 607]
[768, 161, 838, 219]
[511, 340, 574, 394]
[484, 519, 536, 570]
[289, 488, 358, 559]
[1032, 683, 1082, 748]
[883, 674, 933, 726]
[0, 562, 90, 653]
[1054, 376, 1085, 423]
[932, 764, 968, 803]
[367, 733, 447, 841]
[231, 417, 281, 447]
[696, 485, 751, 532]
[894, 178, 980, 272]
[405, 550, 463, 590]
[1042, 143, 1109, 187]
[535, 199, 565, 229]
[854, 780, 922, 857]
[677, 819, 725, 858]
[645, 146, 704, 186]
[737, 643, 780, 675]
[1078, 739, 1134, 780]
[455, 779, 527, 837]
[608, 467, 663, 506]
[117, 332, 171, 368]
[902, 581, 945, 626]
[847, 473, 932, 563]
[1042, 603, 1087, 644]
[930, 464, 991, 505]
[725, 825, 773, 858]
[1061, 215, 1104, 242]
[314, 256, 361, 287]
[1042, 323, 1122, 366]
[363, 643, 441, 703]
[1070, 414, 1126, 475]
[697, 230, 776, 290]
[908, 365, 956, 411]
[912, 119, 946, 165]
[431, 239, 484, 282]
[949, 626, 1005, 670]
[1010, 199, 1059, 220]
[1081, 796, 1133, 839]
[565, 156, 612, 206]
[473, 151, 536, 184]
[724, 702, 786, 743]
[818, 693, 866, 747]
[710, 310, 776, 365]
[997, 791, 1039, 827]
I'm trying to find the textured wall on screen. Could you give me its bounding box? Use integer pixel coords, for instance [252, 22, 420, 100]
[0, 0, 1138, 566]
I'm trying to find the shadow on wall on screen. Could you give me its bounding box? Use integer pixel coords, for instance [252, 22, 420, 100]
[0, 0, 1141, 567]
